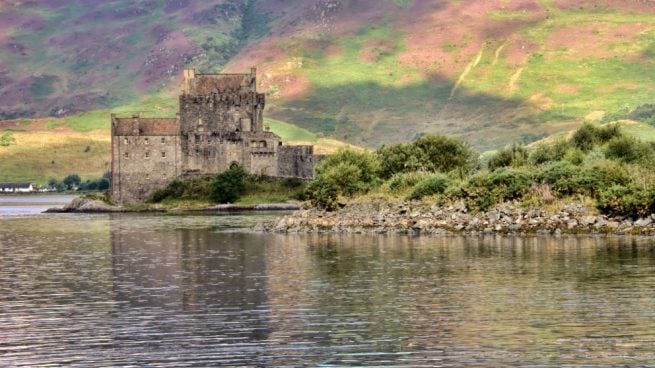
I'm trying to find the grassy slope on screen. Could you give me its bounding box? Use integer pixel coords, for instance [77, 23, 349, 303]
[230, 0, 655, 149]
[2, 0, 655, 182]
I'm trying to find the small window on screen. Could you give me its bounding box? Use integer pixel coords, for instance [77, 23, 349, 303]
[161, 151, 166, 158]
[161, 137, 165, 144]
[195, 134, 200, 144]
[144, 138, 149, 145]
[124, 137, 129, 144]
[145, 151, 150, 159]
[124, 152, 129, 159]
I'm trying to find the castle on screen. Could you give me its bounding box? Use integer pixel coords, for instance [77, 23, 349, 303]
[110, 68, 317, 205]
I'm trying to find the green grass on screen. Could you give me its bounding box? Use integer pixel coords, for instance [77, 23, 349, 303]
[265, 118, 317, 142]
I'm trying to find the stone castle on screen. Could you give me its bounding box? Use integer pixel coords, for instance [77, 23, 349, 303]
[110, 68, 317, 204]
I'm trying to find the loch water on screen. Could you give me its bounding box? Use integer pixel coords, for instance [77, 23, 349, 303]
[1, 199, 655, 366]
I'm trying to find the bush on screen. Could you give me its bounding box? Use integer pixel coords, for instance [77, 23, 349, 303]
[212, 165, 250, 203]
[538, 161, 631, 197]
[488, 145, 529, 171]
[597, 184, 655, 218]
[150, 180, 186, 203]
[413, 134, 478, 174]
[305, 178, 338, 210]
[530, 139, 570, 165]
[385, 171, 429, 194]
[315, 149, 380, 196]
[605, 135, 653, 163]
[0, 132, 16, 147]
[408, 174, 451, 200]
[596, 123, 622, 143]
[376, 143, 424, 179]
[571, 123, 598, 152]
[488, 167, 533, 201]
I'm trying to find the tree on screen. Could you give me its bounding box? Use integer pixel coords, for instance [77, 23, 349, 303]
[314, 149, 380, 196]
[63, 174, 82, 190]
[413, 134, 477, 174]
[212, 165, 249, 203]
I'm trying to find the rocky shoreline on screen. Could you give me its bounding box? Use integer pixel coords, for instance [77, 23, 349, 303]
[258, 201, 655, 236]
[44, 197, 300, 213]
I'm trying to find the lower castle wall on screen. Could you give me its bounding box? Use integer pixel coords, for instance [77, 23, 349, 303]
[277, 145, 317, 179]
[111, 135, 181, 205]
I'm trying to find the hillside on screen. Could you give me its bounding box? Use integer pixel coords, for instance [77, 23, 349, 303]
[2, 0, 655, 158]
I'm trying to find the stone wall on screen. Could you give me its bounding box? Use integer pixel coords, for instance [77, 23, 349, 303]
[111, 117, 182, 205]
[277, 145, 317, 179]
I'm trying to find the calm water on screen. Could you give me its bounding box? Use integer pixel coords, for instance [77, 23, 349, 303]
[0, 194, 77, 216]
[2, 205, 655, 366]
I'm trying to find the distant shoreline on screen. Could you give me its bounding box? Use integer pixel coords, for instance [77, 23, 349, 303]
[44, 197, 299, 214]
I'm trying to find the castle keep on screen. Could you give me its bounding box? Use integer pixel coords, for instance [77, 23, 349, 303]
[111, 69, 317, 204]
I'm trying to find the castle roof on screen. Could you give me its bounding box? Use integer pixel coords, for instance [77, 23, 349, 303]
[112, 118, 180, 136]
[192, 74, 254, 95]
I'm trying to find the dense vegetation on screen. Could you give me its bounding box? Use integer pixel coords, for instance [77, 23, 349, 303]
[306, 124, 655, 218]
[148, 166, 306, 206]
[47, 172, 110, 191]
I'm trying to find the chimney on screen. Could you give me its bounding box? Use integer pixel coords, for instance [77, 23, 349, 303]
[183, 68, 196, 95]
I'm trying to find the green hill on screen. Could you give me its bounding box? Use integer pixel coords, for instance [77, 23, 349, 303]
[2, 0, 655, 155]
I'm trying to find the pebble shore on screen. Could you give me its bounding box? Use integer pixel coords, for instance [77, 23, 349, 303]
[258, 201, 655, 236]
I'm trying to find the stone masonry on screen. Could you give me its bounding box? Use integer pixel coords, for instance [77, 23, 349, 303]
[111, 68, 318, 205]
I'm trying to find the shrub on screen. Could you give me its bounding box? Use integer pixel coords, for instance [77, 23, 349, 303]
[571, 123, 598, 152]
[488, 145, 529, 171]
[315, 149, 380, 196]
[150, 180, 186, 203]
[596, 123, 622, 143]
[413, 134, 478, 174]
[538, 161, 631, 197]
[408, 174, 451, 200]
[530, 139, 569, 165]
[376, 143, 424, 179]
[460, 173, 494, 211]
[597, 184, 655, 218]
[488, 167, 533, 201]
[385, 171, 429, 194]
[539, 162, 599, 196]
[0, 132, 16, 147]
[305, 178, 338, 210]
[212, 165, 250, 203]
[605, 135, 653, 163]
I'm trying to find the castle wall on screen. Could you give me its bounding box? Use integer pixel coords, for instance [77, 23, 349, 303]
[111, 133, 181, 205]
[277, 145, 318, 179]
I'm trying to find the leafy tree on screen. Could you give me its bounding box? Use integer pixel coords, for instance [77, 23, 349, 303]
[376, 143, 424, 179]
[571, 123, 597, 152]
[413, 134, 477, 174]
[63, 174, 81, 190]
[212, 165, 249, 203]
